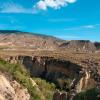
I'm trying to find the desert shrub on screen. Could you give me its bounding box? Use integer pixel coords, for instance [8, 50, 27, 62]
[0, 59, 56, 100]
[33, 77, 56, 100]
[74, 88, 100, 100]
[56, 78, 72, 90]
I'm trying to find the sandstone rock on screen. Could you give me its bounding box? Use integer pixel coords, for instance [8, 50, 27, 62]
[0, 75, 15, 100]
[0, 74, 30, 100]
[12, 81, 30, 100]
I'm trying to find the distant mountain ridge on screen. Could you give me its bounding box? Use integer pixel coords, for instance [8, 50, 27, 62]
[0, 30, 99, 51]
[0, 30, 63, 50]
[0, 30, 60, 39]
[60, 40, 98, 52]
[0, 30, 100, 100]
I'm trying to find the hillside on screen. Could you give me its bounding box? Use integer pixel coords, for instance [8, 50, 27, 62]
[0, 30, 63, 51]
[0, 30, 99, 52]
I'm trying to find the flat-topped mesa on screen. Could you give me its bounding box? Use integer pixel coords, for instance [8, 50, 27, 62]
[60, 40, 96, 52]
[94, 42, 100, 50]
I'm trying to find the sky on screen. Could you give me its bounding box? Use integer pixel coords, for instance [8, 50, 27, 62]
[0, 0, 100, 41]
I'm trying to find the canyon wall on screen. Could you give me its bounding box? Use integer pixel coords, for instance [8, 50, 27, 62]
[1, 55, 95, 91]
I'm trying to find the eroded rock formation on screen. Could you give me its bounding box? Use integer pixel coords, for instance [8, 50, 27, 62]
[0, 73, 30, 100]
[3, 56, 82, 89]
[1, 55, 100, 100]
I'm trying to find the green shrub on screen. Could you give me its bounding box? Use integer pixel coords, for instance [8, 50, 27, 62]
[74, 88, 100, 100]
[33, 77, 56, 100]
[0, 59, 56, 100]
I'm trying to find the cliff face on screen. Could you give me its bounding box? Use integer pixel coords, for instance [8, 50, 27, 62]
[0, 54, 100, 100]
[4, 56, 81, 81]
[2, 55, 96, 93]
[0, 73, 30, 100]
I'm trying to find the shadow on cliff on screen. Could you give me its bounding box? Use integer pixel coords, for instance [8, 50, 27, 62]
[19, 56, 82, 90]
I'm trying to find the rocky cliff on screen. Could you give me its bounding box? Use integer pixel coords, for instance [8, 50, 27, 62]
[1, 55, 100, 100]
[0, 73, 30, 100]
[4, 56, 82, 86]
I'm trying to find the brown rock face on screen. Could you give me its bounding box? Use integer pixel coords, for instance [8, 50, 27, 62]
[4, 55, 82, 89]
[0, 73, 30, 100]
[1, 51, 100, 99]
[1, 54, 100, 100]
[3, 55, 97, 96]
[3, 55, 99, 90]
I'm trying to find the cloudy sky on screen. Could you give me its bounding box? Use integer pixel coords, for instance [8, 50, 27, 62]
[0, 0, 100, 41]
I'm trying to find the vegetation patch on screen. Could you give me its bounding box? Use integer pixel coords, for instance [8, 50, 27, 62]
[74, 88, 100, 100]
[0, 59, 56, 100]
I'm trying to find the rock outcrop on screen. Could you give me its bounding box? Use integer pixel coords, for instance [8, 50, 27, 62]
[2, 55, 99, 100]
[3, 55, 82, 89]
[0, 73, 30, 100]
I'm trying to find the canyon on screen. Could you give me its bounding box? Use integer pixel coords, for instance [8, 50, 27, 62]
[0, 30, 100, 100]
[0, 52, 100, 100]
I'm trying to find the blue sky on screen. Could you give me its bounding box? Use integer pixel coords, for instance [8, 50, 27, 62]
[0, 0, 100, 41]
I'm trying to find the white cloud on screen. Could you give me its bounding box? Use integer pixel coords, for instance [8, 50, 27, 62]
[0, 0, 77, 13]
[84, 25, 95, 29]
[84, 24, 100, 29]
[54, 35, 80, 40]
[0, 2, 36, 14]
[35, 0, 76, 10]
[36, 1, 47, 10]
[64, 24, 100, 30]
